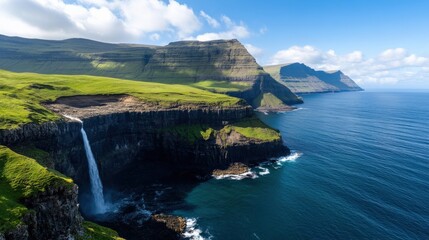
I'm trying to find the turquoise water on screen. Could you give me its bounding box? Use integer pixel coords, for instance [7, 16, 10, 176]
[174, 91, 429, 239]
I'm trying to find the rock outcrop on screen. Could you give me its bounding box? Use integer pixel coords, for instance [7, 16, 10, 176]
[21, 185, 83, 240]
[150, 214, 186, 234]
[0, 34, 302, 109]
[264, 63, 363, 93]
[212, 162, 251, 177]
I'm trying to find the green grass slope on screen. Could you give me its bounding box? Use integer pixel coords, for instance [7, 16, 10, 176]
[0, 145, 122, 238]
[252, 93, 285, 109]
[78, 221, 124, 240]
[190, 80, 252, 93]
[0, 145, 73, 232]
[0, 70, 241, 130]
[165, 117, 280, 144]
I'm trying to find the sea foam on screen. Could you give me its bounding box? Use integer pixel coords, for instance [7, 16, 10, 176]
[183, 218, 211, 240]
[213, 151, 302, 180]
[278, 151, 303, 163]
[213, 171, 258, 180]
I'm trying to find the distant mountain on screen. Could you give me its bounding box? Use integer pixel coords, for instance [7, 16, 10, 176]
[264, 63, 363, 94]
[0, 34, 302, 109]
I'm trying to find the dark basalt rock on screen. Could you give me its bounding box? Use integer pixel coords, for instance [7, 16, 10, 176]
[1, 225, 28, 240]
[22, 185, 83, 240]
[0, 185, 82, 240]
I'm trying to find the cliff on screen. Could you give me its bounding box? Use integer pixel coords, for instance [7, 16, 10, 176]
[0, 36, 294, 238]
[1, 95, 287, 179]
[264, 63, 363, 93]
[0, 146, 82, 240]
[0, 35, 302, 109]
[0, 71, 289, 238]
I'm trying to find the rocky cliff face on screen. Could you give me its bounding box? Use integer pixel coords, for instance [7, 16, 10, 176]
[139, 40, 264, 82]
[0, 97, 289, 226]
[22, 185, 83, 240]
[1, 105, 286, 178]
[0, 35, 302, 109]
[264, 63, 363, 93]
[0, 182, 82, 240]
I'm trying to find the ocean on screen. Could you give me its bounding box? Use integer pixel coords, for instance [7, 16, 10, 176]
[172, 91, 429, 239]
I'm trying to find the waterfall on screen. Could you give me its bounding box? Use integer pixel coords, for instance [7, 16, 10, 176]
[64, 115, 106, 214]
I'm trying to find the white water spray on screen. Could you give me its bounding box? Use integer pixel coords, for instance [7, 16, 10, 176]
[64, 115, 106, 214]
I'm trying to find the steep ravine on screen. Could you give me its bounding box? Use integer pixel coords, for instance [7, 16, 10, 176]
[0, 96, 289, 239]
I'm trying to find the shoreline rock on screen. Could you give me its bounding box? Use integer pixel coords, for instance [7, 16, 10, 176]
[212, 162, 251, 177]
[151, 214, 186, 234]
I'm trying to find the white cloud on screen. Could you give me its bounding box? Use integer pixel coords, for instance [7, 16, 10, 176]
[271, 45, 325, 65]
[259, 27, 268, 34]
[244, 44, 263, 58]
[0, 0, 258, 44]
[191, 15, 250, 41]
[0, 0, 202, 42]
[345, 51, 363, 63]
[379, 48, 407, 61]
[200, 11, 220, 28]
[150, 33, 160, 41]
[269, 45, 429, 87]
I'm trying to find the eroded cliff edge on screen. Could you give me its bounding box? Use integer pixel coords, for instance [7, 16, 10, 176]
[0, 94, 289, 239]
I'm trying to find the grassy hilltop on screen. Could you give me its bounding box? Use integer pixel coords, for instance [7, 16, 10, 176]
[0, 70, 241, 130]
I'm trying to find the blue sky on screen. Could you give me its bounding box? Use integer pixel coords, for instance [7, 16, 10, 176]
[0, 0, 428, 89]
[183, 0, 429, 56]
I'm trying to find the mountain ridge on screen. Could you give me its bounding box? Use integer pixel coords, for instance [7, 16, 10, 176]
[264, 62, 363, 94]
[0, 34, 302, 110]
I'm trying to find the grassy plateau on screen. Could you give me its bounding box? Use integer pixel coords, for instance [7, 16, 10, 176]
[166, 117, 280, 144]
[0, 70, 242, 130]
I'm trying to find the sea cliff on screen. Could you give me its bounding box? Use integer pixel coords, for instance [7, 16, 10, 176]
[0, 94, 288, 239]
